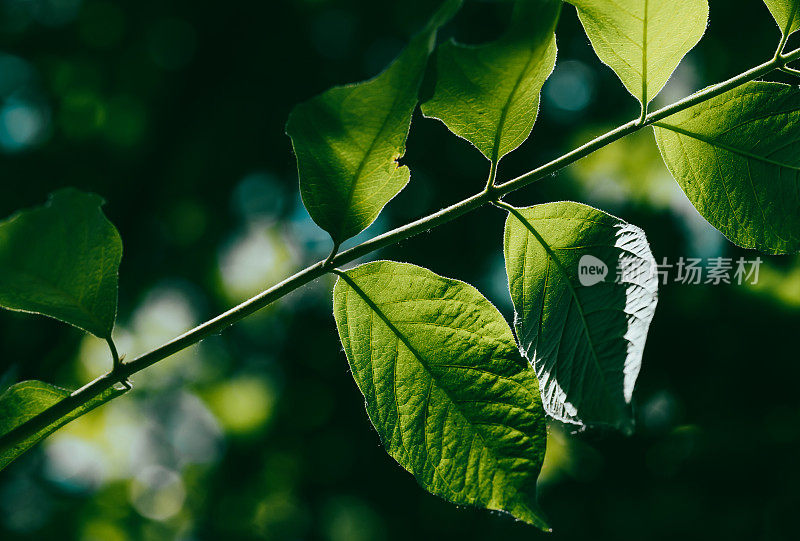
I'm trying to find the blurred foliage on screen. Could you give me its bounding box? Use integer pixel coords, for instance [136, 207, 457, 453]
[1, 0, 799, 539]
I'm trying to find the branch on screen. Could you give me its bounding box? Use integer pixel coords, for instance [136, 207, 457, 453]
[3, 45, 799, 455]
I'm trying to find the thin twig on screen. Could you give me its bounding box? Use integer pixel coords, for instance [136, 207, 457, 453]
[780, 65, 800, 77]
[3, 45, 800, 454]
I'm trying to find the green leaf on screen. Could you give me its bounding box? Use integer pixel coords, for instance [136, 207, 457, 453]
[0, 380, 125, 471]
[654, 81, 800, 254]
[503, 202, 658, 429]
[286, 0, 461, 245]
[763, 0, 800, 37]
[333, 261, 549, 529]
[0, 189, 123, 338]
[570, 0, 708, 111]
[421, 0, 560, 163]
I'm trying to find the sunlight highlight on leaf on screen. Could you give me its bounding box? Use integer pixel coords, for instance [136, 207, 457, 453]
[570, 0, 708, 112]
[287, 0, 461, 244]
[504, 202, 658, 429]
[421, 0, 560, 163]
[333, 261, 550, 529]
[654, 81, 800, 254]
[763, 0, 800, 37]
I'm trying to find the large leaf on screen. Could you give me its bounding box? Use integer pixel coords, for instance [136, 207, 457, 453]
[0, 189, 123, 338]
[0, 380, 125, 471]
[421, 0, 560, 163]
[654, 81, 800, 254]
[286, 0, 461, 245]
[763, 0, 800, 37]
[503, 202, 658, 429]
[333, 261, 549, 529]
[570, 0, 708, 110]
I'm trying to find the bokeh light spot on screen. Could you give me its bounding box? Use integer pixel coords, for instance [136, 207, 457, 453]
[322, 496, 385, 541]
[0, 100, 49, 151]
[232, 172, 285, 221]
[129, 465, 186, 521]
[205, 376, 278, 435]
[45, 436, 109, 492]
[544, 60, 595, 113]
[218, 222, 296, 302]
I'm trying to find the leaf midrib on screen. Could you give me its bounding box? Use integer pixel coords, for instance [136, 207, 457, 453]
[507, 209, 609, 407]
[783, 4, 798, 36]
[337, 45, 425, 240]
[641, 0, 649, 106]
[655, 122, 800, 171]
[490, 41, 545, 165]
[338, 271, 540, 499]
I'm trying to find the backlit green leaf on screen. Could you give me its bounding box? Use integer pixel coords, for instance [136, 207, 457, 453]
[0, 380, 125, 471]
[504, 202, 658, 429]
[763, 0, 800, 37]
[421, 0, 560, 163]
[333, 261, 549, 529]
[570, 0, 708, 111]
[286, 0, 461, 245]
[0, 189, 123, 338]
[654, 81, 800, 254]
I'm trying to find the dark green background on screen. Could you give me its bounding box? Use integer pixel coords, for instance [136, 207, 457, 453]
[2, 0, 799, 539]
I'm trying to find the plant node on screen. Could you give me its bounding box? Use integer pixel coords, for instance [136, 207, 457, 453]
[322, 242, 341, 270]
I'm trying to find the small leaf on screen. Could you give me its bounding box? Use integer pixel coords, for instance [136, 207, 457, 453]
[0, 189, 123, 338]
[333, 261, 549, 529]
[0, 380, 125, 471]
[421, 0, 560, 163]
[763, 0, 800, 37]
[570, 0, 708, 110]
[654, 81, 800, 254]
[504, 202, 658, 429]
[286, 0, 462, 245]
